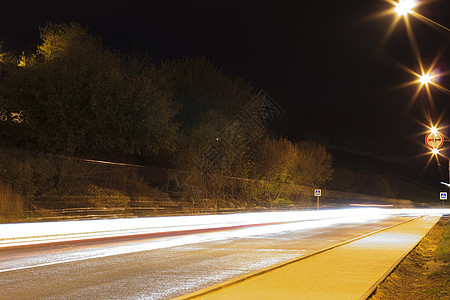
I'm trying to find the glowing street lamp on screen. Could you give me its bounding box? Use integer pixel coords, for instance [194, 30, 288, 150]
[418, 72, 434, 86]
[391, 0, 450, 32]
[414, 69, 450, 94]
[431, 148, 440, 156]
[393, 0, 417, 18]
[429, 125, 439, 135]
[425, 125, 450, 207]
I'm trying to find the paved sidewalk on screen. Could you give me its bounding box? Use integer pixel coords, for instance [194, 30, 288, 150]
[174, 215, 441, 300]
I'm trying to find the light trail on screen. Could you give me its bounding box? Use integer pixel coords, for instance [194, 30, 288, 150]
[350, 204, 394, 207]
[1, 209, 387, 248]
[1, 208, 446, 249]
[0, 209, 447, 274]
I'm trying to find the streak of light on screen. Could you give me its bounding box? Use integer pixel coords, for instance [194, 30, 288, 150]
[412, 11, 450, 32]
[350, 204, 394, 207]
[83, 159, 143, 168]
[0, 208, 447, 273]
[1, 209, 389, 248]
[1, 208, 447, 249]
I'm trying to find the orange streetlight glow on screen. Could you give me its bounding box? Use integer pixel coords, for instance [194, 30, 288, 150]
[393, 0, 417, 17]
[429, 126, 438, 135]
[431, 148, 440, 156]
[418, 72, 435, 86]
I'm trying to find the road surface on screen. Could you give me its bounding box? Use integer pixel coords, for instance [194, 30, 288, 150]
[0, 210, 426, 299]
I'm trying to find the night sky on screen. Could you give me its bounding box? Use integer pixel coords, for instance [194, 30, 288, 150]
[1, 0, 450, 184]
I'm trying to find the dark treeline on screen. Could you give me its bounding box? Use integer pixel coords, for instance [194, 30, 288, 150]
[0, 22, 332, 176]
[0, 22, 401, 217]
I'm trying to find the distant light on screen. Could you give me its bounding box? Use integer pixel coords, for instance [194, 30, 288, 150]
[431, 148, 440, 155]
[394, 0, 417, 17]
[350, 204, 394, 207]
[429, 126, 438, 135]
[418, 72, 434, 86]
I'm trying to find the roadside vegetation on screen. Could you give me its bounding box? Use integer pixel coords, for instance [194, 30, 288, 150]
[0, 22, 411, 221]
[435, 219, 450, 261]
[0, 181, 25, 222]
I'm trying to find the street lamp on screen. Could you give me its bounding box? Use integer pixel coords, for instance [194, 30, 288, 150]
[429, 125, 438, 135]
[431, 148, 440, 156]
[425, 126, 449, 207]
[418, 72, 434, 86]
[415, 69, 450, 94]
[393, 0, 417, 18]
[391, 0, 450, 32]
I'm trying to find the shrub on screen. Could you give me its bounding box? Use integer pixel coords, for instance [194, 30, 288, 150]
[86, 185, 130, 208]
[0, 181, 25, 220]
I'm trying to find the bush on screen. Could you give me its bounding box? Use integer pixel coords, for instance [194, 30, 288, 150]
[0, 181, 25, 220]
[86, 185, 130, 208]
[0, 154, 57, 201]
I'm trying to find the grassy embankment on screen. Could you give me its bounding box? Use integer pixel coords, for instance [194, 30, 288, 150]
[370, 216, 449, 299]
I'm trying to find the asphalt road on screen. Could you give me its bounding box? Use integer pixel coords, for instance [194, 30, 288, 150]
[0, 212, 417, 299]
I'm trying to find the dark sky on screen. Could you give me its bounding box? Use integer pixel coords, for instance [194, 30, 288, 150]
[1, 0, 450, 182]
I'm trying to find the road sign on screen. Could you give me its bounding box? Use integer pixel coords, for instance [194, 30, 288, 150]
[440, 192, 447, 200]
[425, 132, 444, 149]
[314, 189, 321, 197]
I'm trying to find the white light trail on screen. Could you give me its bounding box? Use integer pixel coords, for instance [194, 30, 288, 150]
[0, 208, 446, 272]
[1, 208, 446, 249]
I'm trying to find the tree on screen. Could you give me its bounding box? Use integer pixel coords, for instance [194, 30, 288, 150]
[247, 136, 298, 182]
[157, 56, 271, 172]
[292, 140, 333, 187]
[157, 56, 256, 130]
[0, 22, 179, 161]
[247, 137, 333, 187]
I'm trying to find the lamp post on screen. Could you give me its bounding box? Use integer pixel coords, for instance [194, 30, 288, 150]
[392, 0, 450, 32]
[383, 2, 450, 207]
[393, 0, 417, 18]
[425, 126, 448, 207]
[417, 70, 450, 94]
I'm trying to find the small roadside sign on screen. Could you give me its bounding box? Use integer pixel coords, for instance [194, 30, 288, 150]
[425, 132, 444, 149]
[440, 192, 447, 200]
[315, 189, 321, 211]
